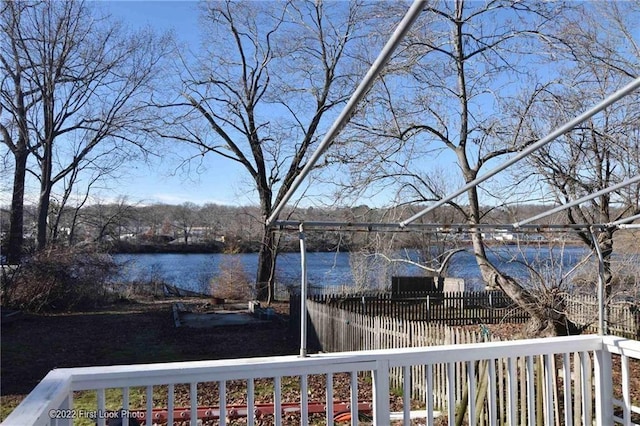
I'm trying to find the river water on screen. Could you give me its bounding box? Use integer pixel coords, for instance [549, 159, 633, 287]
[113, 245, 589, 294]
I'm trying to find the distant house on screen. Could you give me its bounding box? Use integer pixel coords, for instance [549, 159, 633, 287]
[494, 232, 515, 241]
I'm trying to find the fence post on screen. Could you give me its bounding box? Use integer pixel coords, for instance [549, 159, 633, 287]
[593, 342, 614, 425]
[372, 358, 391, 425]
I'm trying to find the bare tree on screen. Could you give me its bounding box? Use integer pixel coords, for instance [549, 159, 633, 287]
[1, 1, 34, 263]
[336, 0, 583, 335]
[164, 0, 368, 302]
[0, 0, 171, 259]
[528, 1, 640, 300]
[80, 197, 136, 244]
[172, 202, 200, 244]
[60, 173, 103, 246]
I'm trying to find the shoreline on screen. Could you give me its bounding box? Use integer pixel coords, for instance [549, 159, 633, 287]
[108, 240, 587, 255]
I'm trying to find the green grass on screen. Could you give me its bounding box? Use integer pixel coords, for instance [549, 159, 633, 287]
[389, 386, 403, 398]
[0, 402, 18, 421]
[71, 388, 147, 426]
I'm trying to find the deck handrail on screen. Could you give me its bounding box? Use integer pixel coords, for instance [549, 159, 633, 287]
[4, 370, 73, 426]
[3, 334, 638, 426]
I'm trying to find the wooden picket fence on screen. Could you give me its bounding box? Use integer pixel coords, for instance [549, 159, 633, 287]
[304, 300, 598, 425]
[566, 294, 640, 339]
[291, 290, 639, 338]
[305, 300, 492, 411]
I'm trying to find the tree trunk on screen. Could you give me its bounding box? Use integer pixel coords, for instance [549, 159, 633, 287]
[36, 185, 52, 251]
[6, 148, 28, 264]
[497, 273, 580, 337]
[37, 80, 55, 251]
[465, 180, 578, 336]
[36, 135, 53, 250]
[465, 182, 502, 288]
[256, 226, 277, 303]
[68, 208, 81, 246]
[470, 230, 497, 288]
[598, 229, 614, 297]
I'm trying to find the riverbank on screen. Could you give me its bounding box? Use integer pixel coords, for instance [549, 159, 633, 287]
[107, 239, 590, 255]
[108, 239, 348, 254]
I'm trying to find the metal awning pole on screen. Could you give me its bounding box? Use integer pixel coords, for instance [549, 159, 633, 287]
[399, 77, 640, 228]
[607, 212, 640, 227]
[299, 223, 308, 357]
[274, 220, 609, 231]
[513, 175, 640, 228]
[266, 0, 427, 227]
[589, 227, 607, 336]
[617, 224, 640, 229]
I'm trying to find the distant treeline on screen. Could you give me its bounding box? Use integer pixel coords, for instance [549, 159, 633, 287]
[109, 239, 346, 254]
[1, 202, 588, 255]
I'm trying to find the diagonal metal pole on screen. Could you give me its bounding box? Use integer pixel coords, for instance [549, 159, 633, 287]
[607, 212, 640, 227]
[399, 76, 640, 228]
[616, 224, 640, 229]
[266, 0, 428, 227]
[513, 175, 640, 228]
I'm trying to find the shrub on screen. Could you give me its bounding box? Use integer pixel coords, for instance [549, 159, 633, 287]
[571, 259, 640, 300]
[210, 256, 254, 301]
[115, 262, 167, 299]
[2, 247, 118, 312]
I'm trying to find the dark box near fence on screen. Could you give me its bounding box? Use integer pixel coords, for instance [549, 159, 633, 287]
[392, 276, 443, 300]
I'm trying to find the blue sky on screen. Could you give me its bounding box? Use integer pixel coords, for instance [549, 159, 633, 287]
[1, 1, 250, 207]
[0, 1, 385, 209]
[0, 1, 570, 211]
[101, 1, 250, 206]
[91, 1, 379, 208]
[96, 1, 396, 209]
[4, 1, 624, 211]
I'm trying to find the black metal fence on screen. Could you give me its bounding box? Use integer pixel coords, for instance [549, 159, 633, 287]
[291, 290, 530, 326]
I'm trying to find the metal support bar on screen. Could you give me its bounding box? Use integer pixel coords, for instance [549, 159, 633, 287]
[399, 77, 640, 228]
[514, 175, 640, 228]
[589, 227, 607, 336]
[274, 220, 610, 232]
[266, 0, 428, 227]
[607, 212, 640, 227]
[617, 224, 640, 229]
[299, 223, 308, 357]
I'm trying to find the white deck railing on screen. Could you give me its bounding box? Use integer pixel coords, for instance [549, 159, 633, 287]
[3, 335, 639, 426]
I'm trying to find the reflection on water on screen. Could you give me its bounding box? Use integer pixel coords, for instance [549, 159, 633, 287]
[113, 245, 590, 294]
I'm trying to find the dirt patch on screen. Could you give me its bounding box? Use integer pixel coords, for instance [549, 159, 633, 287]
[178, 311, 263, 327]
[1, 297, 297, 418]
[174, 301, 279, 328]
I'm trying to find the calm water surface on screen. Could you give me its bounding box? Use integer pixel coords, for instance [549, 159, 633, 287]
[113, 246, 589, 293]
